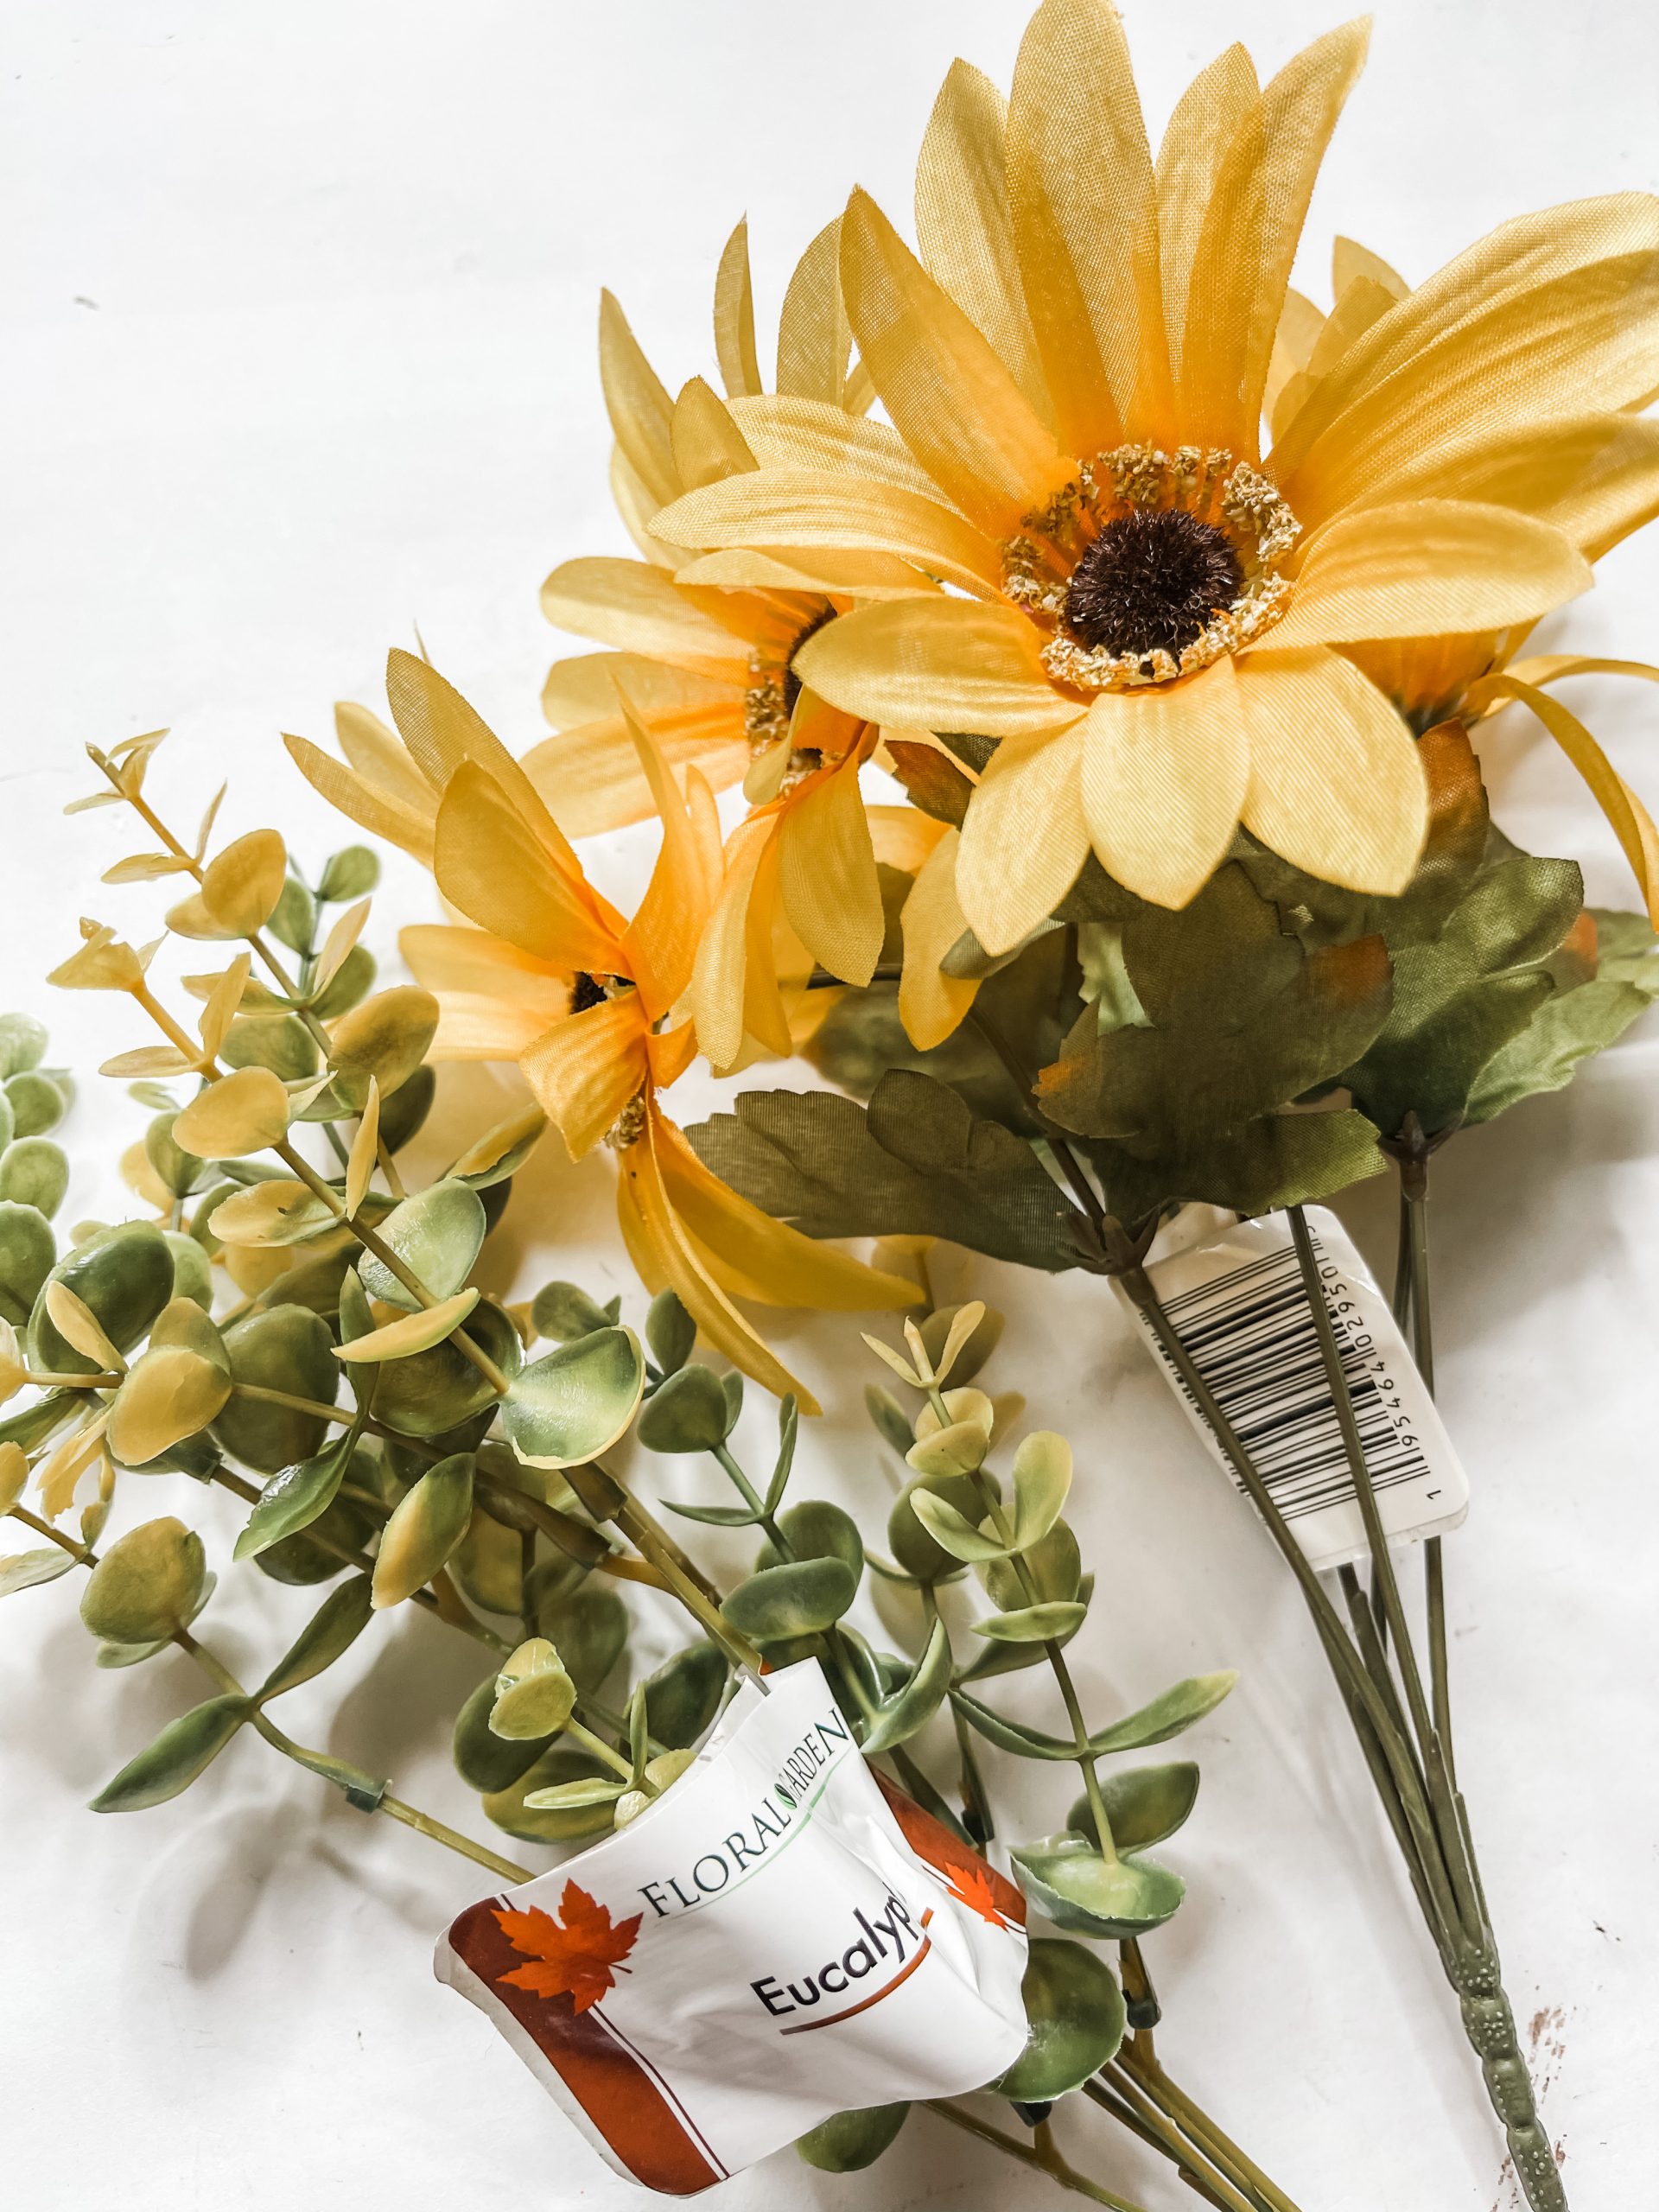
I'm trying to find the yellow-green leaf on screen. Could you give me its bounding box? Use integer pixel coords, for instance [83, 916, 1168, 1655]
[201, 828, 288, 936]
[108, 1345, 232, 1464]
[173, 1067, 291, 1160]
[335, 1287, 479, 1363]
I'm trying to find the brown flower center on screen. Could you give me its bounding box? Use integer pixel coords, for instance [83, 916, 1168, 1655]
[1064, 509, 1243, 662]
[569, 971, 608, 1013]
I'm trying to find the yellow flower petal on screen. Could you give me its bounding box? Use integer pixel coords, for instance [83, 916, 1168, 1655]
[669, 376, 758, 493]
[652, 1112, 917, 1315]
[1265, 500, 1591, 652]
[868, 797, 950, 876]
[519, 1000, 650, 1161]
[1465, 674, 1659, 924]
[538, 556, 755, 675]
[599, 289, 679, 512]
[400, 924, 567, 1008]
[1078, 660, 1249, 910]
[1154, 42, 1259, 381]
[653, 466, 1001, 596]
[432, 761, 621, 976]
[1236, 648, 1427, 893]
[1233, 20, 1370, 439]
[617, 700, 721, 1019]
[839, 186, 1074, 537]
[714, 218, 763, 400]
[1273, 193, 1659, 491]
[899, 828, 979, 1049]
[673, 546, 931, 599]
[794, 597, 1082, 737]
[1332, 236, 1408, 302]
[615, 1109, 819, 1410]
[776, 753, 884, 987]
[335, 699, 436, 805]
[534, 654, 747, 835]
[283, 734, 435, 866]
[1281, 238, 1659, 527]
[957, 725, 1090, 954]
[1006, 0, 1166, 446]
[915, 60, 1052, 421]
[690, 811, 782, 1073]
[1177, 95, 1267, 453]
[728, 393, 941, 501]
[776, 215, 854, 408]
[1330, 412, 1659, 565]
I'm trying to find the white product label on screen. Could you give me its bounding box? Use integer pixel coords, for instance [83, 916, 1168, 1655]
[435, 1660, 1029, 2196]
[1117, 1206, 1468, 1571]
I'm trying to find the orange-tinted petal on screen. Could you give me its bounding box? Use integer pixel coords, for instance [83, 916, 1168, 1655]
[519, 999, 649, 1160]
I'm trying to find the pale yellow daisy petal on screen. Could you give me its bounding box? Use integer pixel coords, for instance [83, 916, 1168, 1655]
[539, 556, 755, 674]
[914, 60, 1052, 421]
[1236, 648, 1427, 893]
[899, 827, 980, 1050]
[777, 215, 854, 408]
[1178, 97, 1267, 453]
[1154, 42, 1259, 379]
[670, 377, 758, 493]
[520, 1001, 650, 1162]
[1007, 0, 1169, 444]
[334, 701, 434, 807]
[283, 735, 435, 867]
[599, 289, 679, 511]
[1078, 660, 1249, 910]
[839, 187, 1074, 537]
[776, 757, 884, 987]
[714, 218, 763, 401]
[654, 467, 1001, 597]
[1332, 236, 1409, 302]
[1263, 500, 1591, 651]
[728, 394, 941, 500]
[957, 725, 1090, 955]
[794, 597, 1082, 737]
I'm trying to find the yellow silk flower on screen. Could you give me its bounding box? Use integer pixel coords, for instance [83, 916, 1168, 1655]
[293, 648, 914, 1407]
[652, 0, 1659, 957]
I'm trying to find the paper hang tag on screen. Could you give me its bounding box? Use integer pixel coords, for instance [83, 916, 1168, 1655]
[1117, 1206, 1469, 1573]
[436, 1660, 1029, 2196]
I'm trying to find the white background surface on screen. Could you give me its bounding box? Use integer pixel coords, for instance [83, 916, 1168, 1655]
[3, 4, 1657, 2207]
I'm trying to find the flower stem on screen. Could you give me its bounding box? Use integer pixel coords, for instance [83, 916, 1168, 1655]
[925, 2101, 1149, 2212]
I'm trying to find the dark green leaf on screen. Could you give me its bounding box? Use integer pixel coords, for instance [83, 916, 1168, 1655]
[91, 1695, 251, 1812]
[531, 1280, 618, 1342]
[233, 1434, 353, 1560]
[638, 1363, 731, 1452]
[993, 1938, 1125, 2101]
[721, 1557, 857, 1639]
[1011, 1836, 1185, 1939]
[645, 1287, 696, 1374]
[687, 1072, 1091, 1274]
[796, 2104, 910, 2173]
[642, 1640, 729, 1751]
[860, 1618, 951, 1754]
[1069, 1762, 1201, 1853]
[257, 1574, 374, 1699]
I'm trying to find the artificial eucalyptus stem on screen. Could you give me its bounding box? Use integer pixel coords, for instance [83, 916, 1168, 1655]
[925, 2100, 1151, 2212]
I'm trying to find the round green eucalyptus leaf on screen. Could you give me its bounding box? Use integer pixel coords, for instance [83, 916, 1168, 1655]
[796, 2104, 910, 2173]
[983, 1518, 1081, 1611]
[0, 1091, 12, 1155]
[1011, 1834, 1186, 1940]
[489, 1640, 576, 1739]
[6, 1070, 65, 1139]
[0, 1138, 69, 1220]
[1068, 1763, 1202, 1855]
[221, 1014, 320, 1081]
[309, 941, 376, 1022]
[0, 1201, 55, 1326]
[722, 1557, 857, 1640]
[210, 1304, 340, 1471]
[254, 1493, 377, 1585]
[358, 1179, 486, 1311]
[370, 1298, 520, 1440]
[450, 1508, 524, 1615]
[864, 1382, 915, 1456]
[29, 1218, 174, 1375]
[973, 1599, 1089, 1643]
[454, 1674, 555, 1793]
[887, 1473, 984, 1582]
[918, 1300, 1003, 1387]
[327, 986, 438, 1112]
[530, 1280, 619, 1342]
[318, 845, 380, 901]
[642, 1640, 729, 1750]
[543, 1580, 628, 1696]
[483, 1744, 618, 1844]
[0, 1012, 48, 1079]
[637, 1363, 729, 1453]
[994, 1939, 1127, 2101]
[268, 874, 317, 953]
[143, 1111, 203, 1199]
[79, 1517, 206, 1645]
[375, 1060, 434, 1151]
[501, 1325, 644, 1469]
[162, 1231, 215, 1311]
[756, 1499, 864, 1581]
[645, 1287, 696, 1375]
[255, 1244, 353, 1318]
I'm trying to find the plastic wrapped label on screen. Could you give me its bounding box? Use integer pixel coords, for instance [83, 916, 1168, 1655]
[436, 1659, 1029, 2194]
[1118, 1205, 1469, 1570]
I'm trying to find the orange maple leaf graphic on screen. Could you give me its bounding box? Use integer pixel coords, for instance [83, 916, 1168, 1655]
[494, 1881, 643, 2013]
[945, 1859, 1009, 1929]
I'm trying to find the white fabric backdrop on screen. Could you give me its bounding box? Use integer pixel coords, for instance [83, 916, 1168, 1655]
[3, 4, 1656, 2207]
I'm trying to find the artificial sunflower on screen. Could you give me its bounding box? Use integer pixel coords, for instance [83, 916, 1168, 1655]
[652, 0, 1659, 957]
[298, 651, 913, 1406]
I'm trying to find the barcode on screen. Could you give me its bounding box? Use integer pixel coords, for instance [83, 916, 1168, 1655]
[1153, 1229, 1430, 1521]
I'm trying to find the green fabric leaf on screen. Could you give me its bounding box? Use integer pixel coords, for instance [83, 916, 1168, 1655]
[91, 1694, 251, 1812]
[257, 1574, 374, 1700]
[1083, 1106, 1385, 1228]
[685, 1073, 1092, 1274]
[860, 1618, 952, 1755]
